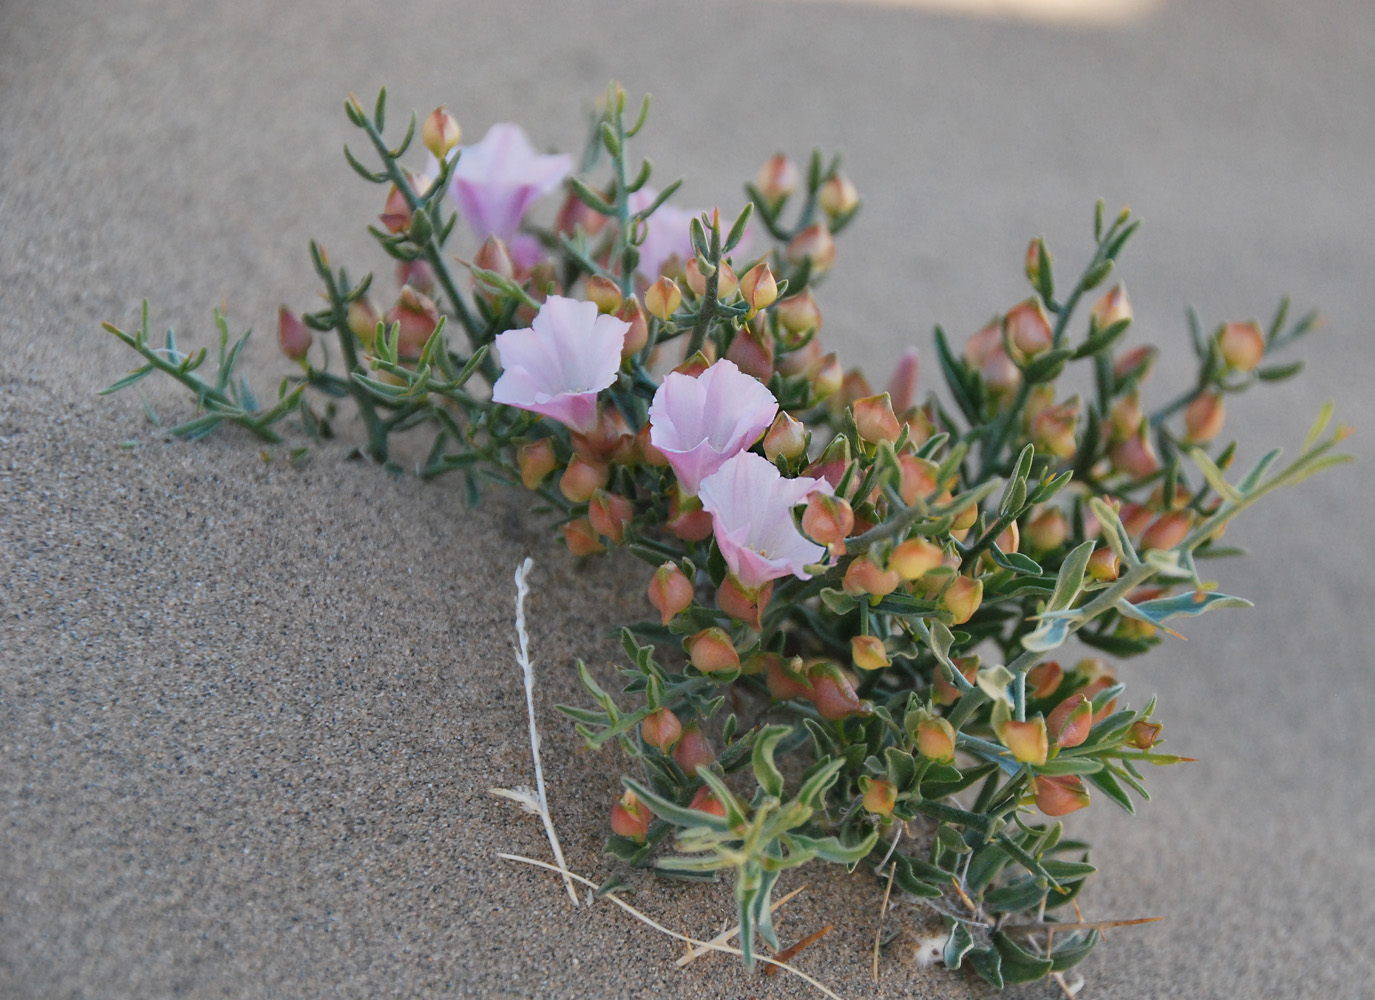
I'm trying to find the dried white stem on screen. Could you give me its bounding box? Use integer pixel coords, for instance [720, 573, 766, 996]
[673, 884, 809, 967]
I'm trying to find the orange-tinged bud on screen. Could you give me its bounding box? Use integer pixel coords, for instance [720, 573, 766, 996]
[933, 656, 979, 706]
[641, 707, 683, 752]
[397, 258, 436, 295]
[853, 393, 901, 444]
[634, 424, 669, 467]
[1128, 720, 1163, 749]
[1047, 693, 1093, 748]
[570, 407, 632, 464]
[644, 276, 682, 321]
[555, 189, 609, 238]
[380, 183, 411, 233]
[346, 296, 380, 348]
[897, 454, 940, 506]
[1110, 432, 1160, 479]
[688, 785, 728, 818]
[818, 173, 859, 219]
[851, 635, 890, 671]
[950, 499, 979, 532]
[763, 412, 807, 462]
[1087, 546, 1119, 581]
[1091, 284, 1132, 329]
[277, 306, 311, 362]
[996, 521, 1021, 556]
[808, 664, 867, 720]
[421, 107, 461, 159]
[685, 627, 740, 674]
[1006, 299, 1053, 358]
[1025, 237, 1050, 286]
[647, 562, 694, 625]
[1113, 345, 1156, 383]
[685, 258, 738, 299]
[559, 455, 609, 502]
[740, 262, 779, 312]
[385, 286, 440, 358]
[843, 557, 902, 597]
[1033, 774, 1090, 816]
[472, 237, 515, 305]
[673, 724, 715, 777]
[754, 153, 800, 209]
[1218, 321, 1265, 372]
[941, 576, 983, 625]
[665, 489, 714, 541]
[563, 517, 605, 556]
[717, 574, 772, 631]
[765, 654, 814, 701]
[518, 439, 558, 489]
[1140, 510, 1191, 551]
[805, 436, 852, 491]
[1024, 508, 1069, 553]
[585, 275, 623, 314]
[809, 352, 844, 403]
[916, 715, 957, 763]
[1184, 392, 1225, 443]
[776, 290, 822, 345]
[837, 369, 873, 411]
[886, 348, 921, 415]
[1027, 660, 1064, 700]
[786, 223, 837, 274]
[1117, 501, 1153, 538]
[725, 323, 774, 380]
[673, 350, 712, 379]
[616, 297, 648, 359]
[803, 493, 854, 546]
[1030, 397, 1080, 459]
[891, 537, 943, 581]
[610, 789, 651, 841]
[861, 777, 897, 819]
[588, 490, 634, 544]
[999, 717, 1048, 765]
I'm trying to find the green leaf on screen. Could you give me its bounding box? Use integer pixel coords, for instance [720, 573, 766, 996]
[796, 756, 844, 808]
[1257, 360, 1304, 382]
[1190, 447, 1245, 503]
[785, 829, 878, 866]
[1048, 540, 1094, 612]
[968, 946, 1004, 988]
[993, 932, 1055, 983]
[889, 853, 945, 898]
[622, 778, 731, 833]
[99, 365, 155, 395]
[751, 724, 791, 799]
[1118, 591, 1252, 628]
[983, 878, 1048, 913]
[1088, 769, 1135, 813]
[819, 588, 858, 615]
[1049, 929, 1102, 970]
[943, 921, 975, 969]
[1022, 616, 1073, 654]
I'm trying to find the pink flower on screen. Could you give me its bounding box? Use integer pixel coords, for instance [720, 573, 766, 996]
[491, 295, 627, 433]
[449, 123, 572, 269]
[628, 187, 699, 280]
[698, 452, 830, 589]
[647, 360, 778, 495]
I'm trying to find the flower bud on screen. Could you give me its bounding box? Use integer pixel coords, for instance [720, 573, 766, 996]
[897, 454, 940, 506]
[1006, 299, 1053, 358]
[1217, 321, 1265, 372]
[673, 350, 712, 379]
[933, 656, 979, 706]
[915, 715, 957, 763]
[346, 296, 380, 348]
[277, 306, 311, 362]
[672, 724, 715, 777]
[379, 183, 411, 234]
[644, 276, 682, 321]
[616, 297, 649, 360]
[563, 517, 604, 556]
[843, 556, 902, 598]
[584, 275, 623, 314]
[1127, 720, 1163, 750]
[940, 576, 983, 625]
[1027, 660, 1064, 700]
[995, 521, 1021, 556]
[1108, 394, 1144, 443]
[518, 439, 558, 489]
[808, 352, 844, 404]
[421, 107, 461, 159]
[555, 189, 609, 238]
[860, 777, 897, 819]
[754, 153, 800, 209]
[805, 435, 852, 490]
[1184, 392, 1225, 444]
[1113, 345, 1156, 383]
[801, 494, 854, 547]
[786, 223, 837, 274]
[725, 322, 774, 381]
[851, 635, 890, 671]
[610, 789, 650, 841]
[1110, 432, 1160, 479]
[1030, 397, 1080, 459]
[1090, 284, 1132, 329]
[740, 262, 779, 313]
[1140, 510, 1191, 551]
[885, 348, 921, 415]
[1086, 546, 1119, 581]
[385, 286, 440, 358]
[1023, 508, 1069, 553]
[1117, 501, 1153, 538]
[665, 488, 714, 542]
[852, 393, 901, 444]
[776, 291, 822, 344]
[891, 537, 943, 581]
[764, 654, 813, 701]
[818, 173, 859, 220]
[1033, 774, 1090, 817]
[685, 627, 740, 674]
[471, 236, 515, 306]
[688, 785, 728, 818]
[634, 424, 670, 467]
[588, 490, 634, 545]
[648, 562, 694, 625]
[808, 663, 867, 720]
[1025, 238, 1051, 286]
[641, 707, 683, 752]
[559, 455, 609, 503]
[685, 257, 737, 299]
[717, 574, 772, 631]
[998, 717, 1048, 765]
[397, 259, 436, 295]
[762, 412, 807, 463]
[1047, 693, 1093, 748]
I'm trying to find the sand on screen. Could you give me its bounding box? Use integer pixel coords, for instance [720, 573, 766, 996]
[3, 0, 1373, 997]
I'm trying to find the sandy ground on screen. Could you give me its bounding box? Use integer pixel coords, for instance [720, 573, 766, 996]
[2, 0, 1373, 997]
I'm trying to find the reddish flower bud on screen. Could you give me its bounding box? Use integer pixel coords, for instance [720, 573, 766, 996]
[995, 521, 1021, 556]
[641, 707, 683, 752]
[1030, 397, 1080, 459]
[886, 348, 920, 415]
[616, 297, 649, 360]
[648, 562, 694, 625]
[896, 454, 940, 506]
[673, 350, 713, 379]
[555, 189, 609, 238]
[861, 777, 897, 819]
[611, 789, 651, 841]
[915, 715, 957, 763]
[760, 412, 807, 463]
[1113, 345, 1156, 383]
[1127, 720, 1163, 749]
[1117, 501, 1153, 538]
[1087, 546, 1119, 582]
[754, 153, 800, 209]
[1025, 238, 1051, 286]
[584, 275, 624, 314]
[672, 724, 715, 777]
[1110, 432, 1160, 479]
[559, 455, 609, 503]
[891, 537, 944, 581]
[685, 258, 738, 300]
[685, 627, 740, 674]
[853, 393, 901, 444]
[1006, 299, 1053, 358]
[688, 785, 728, 818]
[808, 664, 867, 720]
[941, 576, 983, 625]
[765, 654, 814, 701]
[1033, 774, 1090, 817]
[385, 286, 440, 358]
[1108, 394, 1144, 443]
[1140, 510, 1191, 551]
[817, 173, 859, 220]
[665, 488, 714, 541]
[717, 574, 772, 631]
[725, 322, 774, 381]
[518, 439, 558, 489]
[346, 296, 380, 348]
[379, 183, 411, 234]
[563, 517, 604, 556]
[775, 290, 822, 345]
[1023, 508, 1069, 553]
[998, 717, 1049, 765]
[1027, 660, 1064, 699]
[843, 556, 902, 598]
[933, 656, 979, 706]
[1184, 392, 1226, 444]
[786, 223, 837, 274]
[471, 236, 515, 307]
[277, 306, 312, 362]
[851, 635, 890, 671]
[740, 262, 779, 312]
[1090, 284, 1132, 329]
[808, 352, 844, 404]
[644, 276, 682, 322]
[1217, 321, 1265, 372]
[588, 490, 634, 545]
[1047, 693, 1093, 748]
[397, 258, 435, 295]
[421, 107, 461, 159]
[802, 494, 854, 546]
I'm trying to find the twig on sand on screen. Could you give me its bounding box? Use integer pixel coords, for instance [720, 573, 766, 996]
[674, 884, 809, 967]
[488, 558, 578, 906]
[872, 862, 897, 982]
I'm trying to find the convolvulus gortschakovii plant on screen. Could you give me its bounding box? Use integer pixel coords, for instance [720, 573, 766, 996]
[104, 85, 1350, 988]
